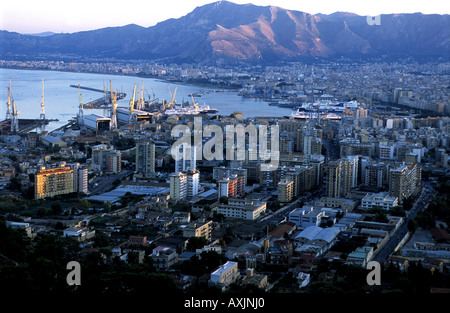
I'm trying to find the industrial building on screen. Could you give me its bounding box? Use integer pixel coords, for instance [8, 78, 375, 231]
[83, 114, 111, 132]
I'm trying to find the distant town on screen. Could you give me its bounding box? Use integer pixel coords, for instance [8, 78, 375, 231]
[0, 56, 449, 296]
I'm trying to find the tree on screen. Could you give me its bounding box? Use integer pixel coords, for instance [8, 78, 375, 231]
[186, 236, 208, 251]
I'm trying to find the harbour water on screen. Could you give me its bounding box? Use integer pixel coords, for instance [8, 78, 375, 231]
[0, 68, 295, 131]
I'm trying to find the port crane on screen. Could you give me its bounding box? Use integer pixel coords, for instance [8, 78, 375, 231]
[191, 93, 199, 109]
[39, 78, 46, 133]
[11, 98, 19, 133]
[77, 84, 84, 125]
[110, 80, 119, 129]
[128, 83, 137, 123]
[6, 77, 12, 120]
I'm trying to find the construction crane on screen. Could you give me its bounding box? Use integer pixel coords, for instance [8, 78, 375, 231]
[77, 84, 84, 125]
[136, 80, 145, 110]
[38, 78, 46, 133]
[128, 83, 137, 123]
[167, 85, 178, 108]
[40, 78, 45, 120]
[6, 77, 12, 120]
[191, 93, 198, 109]
[11, 98, 19, 133]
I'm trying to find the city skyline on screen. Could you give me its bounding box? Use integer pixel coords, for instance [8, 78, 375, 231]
[1, 0, 449, 34]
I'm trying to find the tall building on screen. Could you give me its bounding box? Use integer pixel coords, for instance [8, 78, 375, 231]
[186, 168, 200, 198]
[213, 166, 248, 186]
[170, 172, 187, 200]
[325, 158, 356, 198]
[135, 141, 155, 175]
[35, 164, 74, 200]
[174, 144, 197, 173]
[278, 179, 294, 203]
[218, 174, 245, 199]
[107, 150, 122, 173]
[68, 162, 88, 194]
[389, 163, 421, 203]
[92, 144, 122, 173]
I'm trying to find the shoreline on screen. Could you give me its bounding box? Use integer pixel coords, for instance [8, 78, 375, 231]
[0, 65, 242, 92]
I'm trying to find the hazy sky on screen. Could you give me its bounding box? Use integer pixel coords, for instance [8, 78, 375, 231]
[1, 0, 449, 34]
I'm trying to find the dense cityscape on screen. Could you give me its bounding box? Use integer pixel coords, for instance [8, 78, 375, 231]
[0, 54, 449, 302]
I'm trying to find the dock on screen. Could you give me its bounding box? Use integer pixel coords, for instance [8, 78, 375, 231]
[70, 84, 127, 109]
[0, 118, 59, 135]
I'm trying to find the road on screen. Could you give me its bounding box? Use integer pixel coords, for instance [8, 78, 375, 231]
[372, 182, 436, 263]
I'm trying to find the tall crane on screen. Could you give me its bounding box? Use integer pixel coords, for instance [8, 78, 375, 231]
[136, 80, 145, 110]
[40, 78, 45, 120]
[77, 84, 84, 125]
[109, 80, 119, 129]
[38, 78, 46, 133]
[191, 93, 198, 110]
[128, 83, 137, 123]
[6, 77, 12, 120]
[11, 98, 19, 133]
[167, 85, 177, 108]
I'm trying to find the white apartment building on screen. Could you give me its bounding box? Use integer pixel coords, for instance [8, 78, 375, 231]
[215, 198, 267, 220]
[361, 192, 399, 211]
[209, 261, 239, 288]
[288, 206, 325, 229]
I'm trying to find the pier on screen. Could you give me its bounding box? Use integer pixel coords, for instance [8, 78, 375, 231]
[70, 84, 127, 109]
[0, 118, 59, 135]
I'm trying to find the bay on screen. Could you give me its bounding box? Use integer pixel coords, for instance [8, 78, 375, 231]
[0, 68, 294, 131]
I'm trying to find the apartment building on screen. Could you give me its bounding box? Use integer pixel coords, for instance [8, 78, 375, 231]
[215, 198, 267, 221]
[35, 164, 74, 200]
[209, 261, 240, 288]
[361, 192, 399, 211]
[217, 174, 245, 199]
[135, 140, 155, 175]
[389, 163, 421, 203]
[182, 219, 213, 241]
[170, 169, 200, 200]
[170, 172, 187, 200]
[278, 179, 294, 203]
[213, 166, 248, 186]
[91, 144, 122, 173]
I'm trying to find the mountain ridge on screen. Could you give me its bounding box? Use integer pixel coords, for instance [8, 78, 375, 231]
[1, 1, 449, 64]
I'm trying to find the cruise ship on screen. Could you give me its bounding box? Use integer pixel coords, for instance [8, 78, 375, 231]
[164, 103, 218, 115]
[297, 99, 360, 113]
[289, 111, 342, 121]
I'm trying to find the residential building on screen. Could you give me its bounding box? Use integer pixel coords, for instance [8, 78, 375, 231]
[92, 144, 122, 173]
[213, 166, 248, 185]
[35, 164, 74, 200]
[217, 174, 245, 199]
[151, 246, 178, 270]
[289, 206, 325, 229]
[209, 261, 240, 288]
[182, 219, 213, 241]
[361, 192, 399, 211]
[215, 198, 267, 220]
[135, 140, 155, 175]
[278, 179, 294, 203]
[186, 168, 200, 197]
[389, 163, 421, 203]
[68, 162, 88, 194]
[170, 172, 187, 200]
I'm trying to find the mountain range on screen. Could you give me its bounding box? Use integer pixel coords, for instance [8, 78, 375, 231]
[1, 1, 449, 64]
